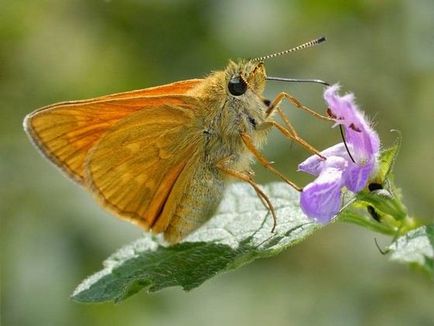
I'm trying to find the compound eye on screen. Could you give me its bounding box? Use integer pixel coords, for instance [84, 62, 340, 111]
[228, 75, 247, 96]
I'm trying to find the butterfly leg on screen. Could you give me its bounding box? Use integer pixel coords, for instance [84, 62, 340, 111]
[216, 157, 277, 232]
[266, 91, 334, 121]
[240, 132, 302, 191]
[263, 94, 327, 159]
[259, 118, 325, 159]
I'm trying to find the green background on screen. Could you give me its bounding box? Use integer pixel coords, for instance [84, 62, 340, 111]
[1, 1, 433, 325]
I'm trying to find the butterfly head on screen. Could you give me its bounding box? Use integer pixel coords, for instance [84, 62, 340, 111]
[224, 60, 267, 98]
[222, 36, 328, 99]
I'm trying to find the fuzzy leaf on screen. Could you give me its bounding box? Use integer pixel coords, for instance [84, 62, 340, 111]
[72, 182, 322, 303]
[388, 224, 434, 276]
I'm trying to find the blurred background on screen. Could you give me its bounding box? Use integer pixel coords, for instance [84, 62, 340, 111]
[1, 1, 433, 325]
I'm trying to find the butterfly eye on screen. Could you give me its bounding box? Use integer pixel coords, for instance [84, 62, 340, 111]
[228, 76, 247, 96]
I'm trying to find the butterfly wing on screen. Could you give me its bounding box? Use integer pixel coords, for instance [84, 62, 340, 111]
[84, 101, 203, 230]
[24, 79, 203, 183]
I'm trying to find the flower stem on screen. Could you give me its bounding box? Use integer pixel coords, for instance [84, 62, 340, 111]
[339, 187, 419, 237]
[338, 210, 398, 235]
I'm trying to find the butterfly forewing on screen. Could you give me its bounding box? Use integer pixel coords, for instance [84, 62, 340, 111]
[24, 80, 203, 183]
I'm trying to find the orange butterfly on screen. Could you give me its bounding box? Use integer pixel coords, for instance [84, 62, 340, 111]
[24, 37, 329, 243]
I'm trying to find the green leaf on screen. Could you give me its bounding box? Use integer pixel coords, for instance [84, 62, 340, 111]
[375, 133, 401, 184]
[72, 182, 322, 303]
[388, 224, 434, 276]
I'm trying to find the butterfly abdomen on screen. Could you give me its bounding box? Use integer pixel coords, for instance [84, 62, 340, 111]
[162, 162, 225, 243]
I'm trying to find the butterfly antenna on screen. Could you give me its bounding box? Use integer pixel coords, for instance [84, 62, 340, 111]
[252, 36, 326, 62]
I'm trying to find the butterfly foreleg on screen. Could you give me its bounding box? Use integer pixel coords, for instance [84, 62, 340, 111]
[266, 91, 333, 122]
[258, 119, 325, 159]
[240, 132, 302, 191]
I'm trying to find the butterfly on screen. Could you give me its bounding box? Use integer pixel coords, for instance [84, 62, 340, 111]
[24, 37, 329, 243]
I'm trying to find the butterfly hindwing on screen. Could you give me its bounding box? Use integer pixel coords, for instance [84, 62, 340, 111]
[84, 100, 203, 230]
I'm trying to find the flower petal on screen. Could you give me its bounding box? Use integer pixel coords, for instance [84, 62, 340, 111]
[298, 84, 382, 223]
[298, 143, 349, 176]
[324, 84, 380, 162]
[345, 122, 380, 163]
[300, 160, 346, 223]
[344, 160, 375, 192]
[324, 84, 358, 129]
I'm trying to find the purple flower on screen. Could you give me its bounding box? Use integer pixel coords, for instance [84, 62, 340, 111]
[298, 84, 380, 223]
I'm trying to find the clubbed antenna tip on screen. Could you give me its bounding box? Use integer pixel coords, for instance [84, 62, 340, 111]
[252, 36, 327, 62]
[317, 36, 326, 44]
